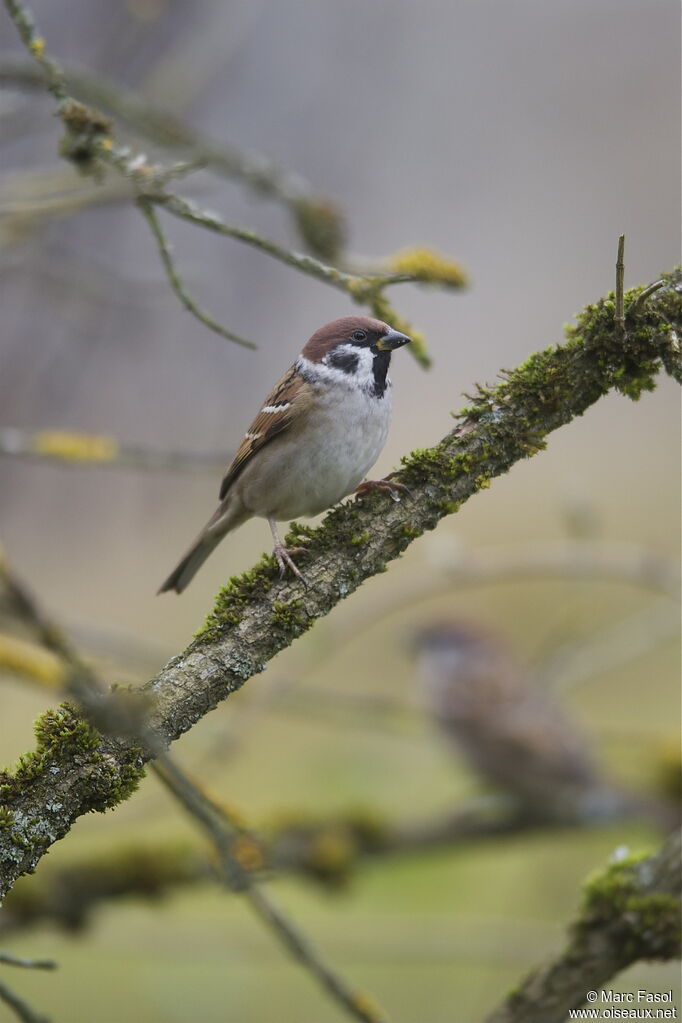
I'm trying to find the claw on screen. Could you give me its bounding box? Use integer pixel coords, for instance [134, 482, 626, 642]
[267, 517, 308, 584]
[273, 544, 308, 585]
[354, 478, 413, 502]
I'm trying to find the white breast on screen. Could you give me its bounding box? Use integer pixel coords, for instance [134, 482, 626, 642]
[235, 359, 392, 521]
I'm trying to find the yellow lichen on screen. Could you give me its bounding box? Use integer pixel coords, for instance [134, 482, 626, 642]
[0, 634, 65, 688]
[388, 246, 468, 288]
[29, 37, 45, 57]
[349, 992, 387, 1022]
[307, 828, 354, 873]
[33, 430, 119, 462]
[231, 834, 265, 872]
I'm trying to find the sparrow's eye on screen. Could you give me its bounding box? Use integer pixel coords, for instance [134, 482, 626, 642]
[351, 329, 368, 343]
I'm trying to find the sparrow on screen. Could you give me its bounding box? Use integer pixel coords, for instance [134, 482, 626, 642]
[414, 622, 601, 817]
[159, 315, 412, 593]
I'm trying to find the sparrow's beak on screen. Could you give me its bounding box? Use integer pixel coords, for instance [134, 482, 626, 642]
[375, 328, 412, 351]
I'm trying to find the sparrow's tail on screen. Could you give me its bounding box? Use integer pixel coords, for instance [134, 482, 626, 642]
[157, 502, 248, 595]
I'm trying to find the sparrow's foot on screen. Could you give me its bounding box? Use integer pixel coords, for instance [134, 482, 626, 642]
[354, 477, 413, 502]
[273, 543, 308, 584]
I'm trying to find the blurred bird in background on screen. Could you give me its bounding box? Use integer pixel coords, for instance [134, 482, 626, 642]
[414, 621, 673, 825]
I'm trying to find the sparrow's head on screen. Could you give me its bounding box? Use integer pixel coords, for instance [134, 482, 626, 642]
[301, 316, 411, 396]
[413, 622, 509, 687]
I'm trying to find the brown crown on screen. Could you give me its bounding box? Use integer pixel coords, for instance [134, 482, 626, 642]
[301, 316, 390, 362]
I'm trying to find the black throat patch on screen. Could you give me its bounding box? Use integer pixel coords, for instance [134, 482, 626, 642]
[370, 349, 391, 398]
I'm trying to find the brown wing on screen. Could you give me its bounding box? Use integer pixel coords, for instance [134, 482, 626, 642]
[219, 364, 309, 499]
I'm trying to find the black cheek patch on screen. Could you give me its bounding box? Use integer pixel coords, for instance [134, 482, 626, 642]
[327, 348, 360, 374]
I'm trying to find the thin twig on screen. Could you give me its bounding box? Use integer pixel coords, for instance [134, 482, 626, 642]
[2, 0, 460, 365]
[0, 426, 226, 471]
[1, 0, 65, 103]
[309, 540, 681, 673]
[141, 188, 416, 298]
[153, 757, 390, 1023]
[0, 953, 56, 971]
[0, 550, 78, 664]
[136, 198, 256, 348]
[630, 278, 666, 316]
[615, 233, 626, 341]
[537, 598, 681, 693]
[0, 55, 330, 208]
[2, 786, 675, 940]
[0, 980, 50, 1023]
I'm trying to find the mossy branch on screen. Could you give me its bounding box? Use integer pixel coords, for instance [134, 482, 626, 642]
[486, 830, 681, 1023]
[3, 794, 675, 939]
[0, 271, 680, 899]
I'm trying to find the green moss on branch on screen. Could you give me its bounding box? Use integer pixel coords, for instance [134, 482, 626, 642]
[0, 704, 144, 888]
[576, 851, 681, 964]
[486, 831, 681, 1023]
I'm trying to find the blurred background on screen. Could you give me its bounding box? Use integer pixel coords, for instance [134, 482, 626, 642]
[0, 1, 680, 1020]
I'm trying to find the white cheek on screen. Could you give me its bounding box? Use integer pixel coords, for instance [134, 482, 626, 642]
[297, 349, 381, 394]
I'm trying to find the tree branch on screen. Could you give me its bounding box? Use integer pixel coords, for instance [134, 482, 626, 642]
[152, 756, 390, 1023]
[0, 953, 55, 971]
[0, 950, 54, 1023]
[0, 427, 226, 471]
[0, 53, 348, 259]
[1, 3, 465, 365]
[3, 791, 673, 939]
[0, 980, 50, 1023]
[0, 270, 680, 899]
[485, 830, 682, 1023]
[135, 197, 256, 349]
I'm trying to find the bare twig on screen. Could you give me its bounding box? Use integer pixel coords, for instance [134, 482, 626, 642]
[135, 187, 424, 299]
[0, 953, 56, 971]
[0, 549, 79, 666]
[615, 233, 626, 341]
[0, 426, 225, 471]
[0, 981, 50, 1023]
[315, 540, 681, 672]
[437, 540, 681, 601]
[153, 757, 390, 1023]
[630, 278, 666, 317]
[537, 598, 681, 693]
[0, 55, 339, 236]
[2, 0, 65, 103]
[2, 0, 467, 365]
[136, 198, 256, 349]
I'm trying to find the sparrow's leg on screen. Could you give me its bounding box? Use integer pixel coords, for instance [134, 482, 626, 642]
[268, 517, 308, 583]
[354, 477, 412, 502]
